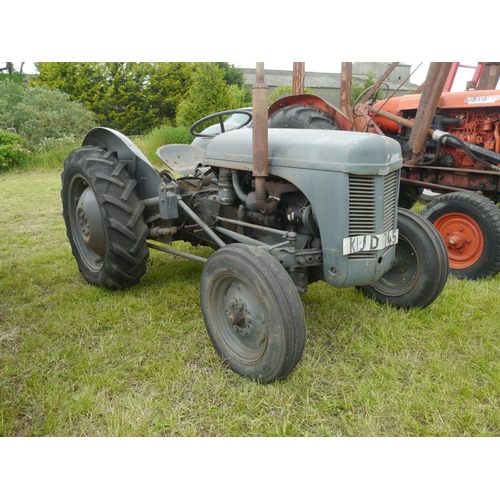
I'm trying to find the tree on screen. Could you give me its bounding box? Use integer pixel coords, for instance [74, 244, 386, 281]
[100, 62, 153, 133]
[0, 62, 25, 83]
[33, 62, 195, 134]
[31, 62, 249, 134]
[350, 71, 382, 106]
[215, 62, 252, 104]
[0, 62, 14, 75]
[145, 62, 196, 128]
[0, 79, 96, 149]
[33, 62, 106, 106]
[216, 62, 246, 86]
[176, 63, 234, 127]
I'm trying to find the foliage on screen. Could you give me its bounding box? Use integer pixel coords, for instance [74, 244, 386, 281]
[0, 62, 24, 84]
[99, 62, 153, 134]
[227, 84, 252, 109]
[269, 84, 314, 104]
[351, 71, 382, 106]
[0, 62, 15, 74]
[30, 135, 82, 171]
[0, 79, 96, 151]
[31, 62, 249, 134]
[215, 62, 246, 87]
[216, 62, 252, 103]
[176, 63, 236, 127]
[135, 126, 194, 163]
[0, 129, 31, 172]
[145, 62, 197, 129]
[32, 62, 107, 109]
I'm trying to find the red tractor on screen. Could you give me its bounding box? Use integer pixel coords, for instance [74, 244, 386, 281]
[272, 62, 500, 280]
[354, 63, 500, 280]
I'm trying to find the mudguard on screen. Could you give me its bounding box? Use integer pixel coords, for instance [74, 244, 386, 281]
[82, 127, 162, 200]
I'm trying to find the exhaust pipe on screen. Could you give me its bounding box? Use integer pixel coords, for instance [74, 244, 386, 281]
[252, 63, 277, 214]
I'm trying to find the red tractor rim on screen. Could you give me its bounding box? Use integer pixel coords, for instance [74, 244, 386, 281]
[433, 212, 484, 269]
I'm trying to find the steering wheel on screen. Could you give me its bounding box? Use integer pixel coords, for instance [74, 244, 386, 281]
[190, 109, 253, 138]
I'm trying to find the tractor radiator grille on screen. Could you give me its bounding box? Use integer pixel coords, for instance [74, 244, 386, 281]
[382, 170, 398, 232]
[348, 170, 398, 259]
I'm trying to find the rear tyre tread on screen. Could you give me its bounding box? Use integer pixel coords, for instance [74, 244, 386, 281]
[61, 147, 149, 289]
[268, 105, 338, 130]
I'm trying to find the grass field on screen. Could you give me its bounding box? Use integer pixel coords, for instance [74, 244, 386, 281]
[1, 168, 500, 437]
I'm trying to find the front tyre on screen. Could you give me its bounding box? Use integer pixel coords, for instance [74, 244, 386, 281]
[421, 191, 500, 279]
[359, 209, 448, 309]
[61, 146, 149, 289]
[200, 244, 306, 383]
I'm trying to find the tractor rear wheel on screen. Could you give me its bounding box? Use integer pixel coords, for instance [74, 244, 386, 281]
[61, 146, 149, 289]
[421, 191, 500, 279]
[200, 244, 306, 382]
[268, 105, 338, 129]
[359, 208, 448, 309]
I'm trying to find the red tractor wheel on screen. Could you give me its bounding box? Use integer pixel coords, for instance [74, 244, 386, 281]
[432, 212, 484, 270]
[422, 192, 500, 280]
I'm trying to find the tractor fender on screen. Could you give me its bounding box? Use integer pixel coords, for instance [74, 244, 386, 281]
[268, 93, 354, 131]
[82, 127, 161, 200]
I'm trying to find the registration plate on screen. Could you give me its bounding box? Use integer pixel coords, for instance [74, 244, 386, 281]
[343, 229, 399, 255]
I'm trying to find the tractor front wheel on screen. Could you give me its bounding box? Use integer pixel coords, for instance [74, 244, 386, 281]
[61, 146, 149, 289]
[200, 244, 306, 382]
[421, 191, 500, 279]
[359, 208, 449, 309]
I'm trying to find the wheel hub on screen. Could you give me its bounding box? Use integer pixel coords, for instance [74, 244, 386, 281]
[446, 229, 467, 251]
[434, 212, 483, 268]
[226, 297, 253, 336]
[76, 187, 106, 257]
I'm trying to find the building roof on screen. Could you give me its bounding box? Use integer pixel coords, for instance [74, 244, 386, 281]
[241, 68, 341, 88]
[241, 67, 418, 91]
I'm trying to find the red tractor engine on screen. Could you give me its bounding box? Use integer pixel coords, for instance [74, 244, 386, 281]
[370, 90, 500, 169]
[352, 88, 500, 281]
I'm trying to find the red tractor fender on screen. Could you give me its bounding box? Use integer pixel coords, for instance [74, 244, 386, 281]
[268, 93, 354, 131]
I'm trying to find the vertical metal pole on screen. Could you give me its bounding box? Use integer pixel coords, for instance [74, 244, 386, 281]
[408, 62, 453, 165]
[252, 62, 268, 179]
[340, 62, 352, 120]
[443, 62, 459, 92]
[253, 63, 276, 214]
[292, 62, 305, 95]
[477, 63, 500, 90]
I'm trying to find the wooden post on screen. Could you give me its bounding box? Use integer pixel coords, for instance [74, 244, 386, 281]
[408, 62, 453, 164]
[292, 62, 305, 95]
[340, 62, 353, 121]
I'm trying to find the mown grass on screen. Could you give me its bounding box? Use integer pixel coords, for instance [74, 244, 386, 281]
[1, 167, 500, 437]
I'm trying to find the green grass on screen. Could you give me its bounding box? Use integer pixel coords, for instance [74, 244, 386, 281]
[1, 168, 500, 437]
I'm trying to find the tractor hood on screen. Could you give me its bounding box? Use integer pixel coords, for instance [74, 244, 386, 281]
[204, 128, 402, 176]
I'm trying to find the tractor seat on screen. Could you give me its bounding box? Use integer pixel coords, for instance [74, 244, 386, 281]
[156, 144, 206, 177]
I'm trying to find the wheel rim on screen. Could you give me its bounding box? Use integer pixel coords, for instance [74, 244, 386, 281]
[372, 235, 419, 297]
[68, 174, 106, 272]
[210, 275, 268, 364]
[433, 212, 484, 269]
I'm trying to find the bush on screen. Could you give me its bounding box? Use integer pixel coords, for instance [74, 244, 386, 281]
[0, 129, 31, 172]
[176, 63, 233, 127]
[136, 125, 193, 162]
[26, 135, 81, 171]
[0, 80, 96, 151]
